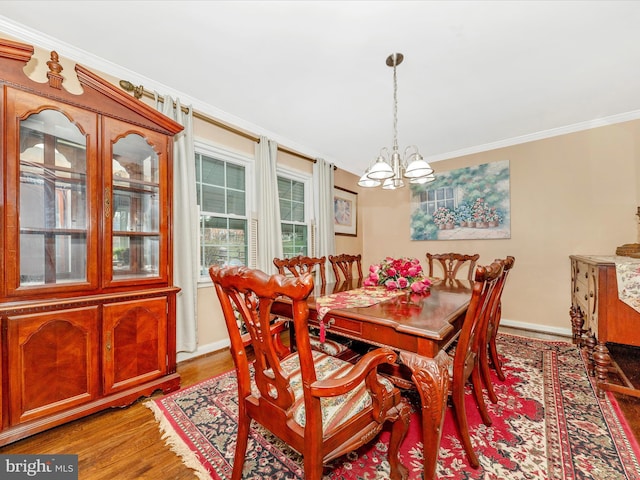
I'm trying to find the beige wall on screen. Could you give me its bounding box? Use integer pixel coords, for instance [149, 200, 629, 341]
[360, 122, 640, 333]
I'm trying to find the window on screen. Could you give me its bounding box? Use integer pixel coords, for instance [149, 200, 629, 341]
[419, 186, 455, 215]
[195, 143, 252, 277]
[277, 172, 311, 258]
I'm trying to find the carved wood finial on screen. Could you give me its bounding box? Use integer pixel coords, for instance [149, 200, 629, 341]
[46, 50, 64, 89]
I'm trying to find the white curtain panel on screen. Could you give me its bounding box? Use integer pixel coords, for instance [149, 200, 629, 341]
[155, 94, 198, 353]
[256, 136, 283, 273]
[313, 158, 336, 283]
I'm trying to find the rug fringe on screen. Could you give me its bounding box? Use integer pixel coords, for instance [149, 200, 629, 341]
[144, 399, 213, 480]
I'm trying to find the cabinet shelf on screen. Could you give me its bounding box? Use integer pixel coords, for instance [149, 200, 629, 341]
[113, 231, 159, 237]
[20, 228, 87, 235]
[113, 178, 159, 190]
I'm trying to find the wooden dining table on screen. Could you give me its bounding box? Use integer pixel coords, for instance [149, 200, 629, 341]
[271, 278, 473, 480]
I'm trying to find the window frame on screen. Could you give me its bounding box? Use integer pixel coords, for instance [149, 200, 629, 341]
[194, 140, 254, 283]
[276, 166, 313, 258]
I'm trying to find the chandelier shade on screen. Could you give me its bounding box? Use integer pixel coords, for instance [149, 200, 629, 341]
[358, 52, 435, 189]
[366, 155, 395, 180]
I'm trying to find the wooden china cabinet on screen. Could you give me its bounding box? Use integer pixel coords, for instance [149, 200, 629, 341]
[0, 39, 183, 445]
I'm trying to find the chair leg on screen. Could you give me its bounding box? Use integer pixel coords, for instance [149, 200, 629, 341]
[388, 401, 411, 480]
[480, 342, 498, 404]
[489, 333, 505, 381]
[232, 408, 250, 480]
[302, 453, 324, 480]
[489, 307, 506, 381]
[451, 385, 480, 468]
[471, 366, 492, 426]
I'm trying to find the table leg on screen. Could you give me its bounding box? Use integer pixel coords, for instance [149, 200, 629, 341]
[399, 350, 450, 480]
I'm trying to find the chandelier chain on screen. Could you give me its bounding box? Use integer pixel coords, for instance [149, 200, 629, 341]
[392, 59, 398, 151]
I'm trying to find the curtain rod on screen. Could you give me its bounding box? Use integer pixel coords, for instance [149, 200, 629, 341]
[119, 79, 321, 165]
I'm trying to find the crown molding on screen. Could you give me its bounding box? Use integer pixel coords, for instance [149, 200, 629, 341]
[426, 109, 640, 164]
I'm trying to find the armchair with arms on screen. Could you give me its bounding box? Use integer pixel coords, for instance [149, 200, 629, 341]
[209, 266, 411, 480]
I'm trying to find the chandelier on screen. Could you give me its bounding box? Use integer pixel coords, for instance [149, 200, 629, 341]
[358, 53, 435, 190]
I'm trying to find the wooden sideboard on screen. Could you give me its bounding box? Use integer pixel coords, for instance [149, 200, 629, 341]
[570, 255, 640, 397]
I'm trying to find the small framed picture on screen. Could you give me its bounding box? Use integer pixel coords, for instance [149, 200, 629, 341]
[333, 186, 357, 236]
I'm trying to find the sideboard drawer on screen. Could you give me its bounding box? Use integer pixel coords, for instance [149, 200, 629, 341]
[572, 258, 598, 335]
[575, 272, 589, 304]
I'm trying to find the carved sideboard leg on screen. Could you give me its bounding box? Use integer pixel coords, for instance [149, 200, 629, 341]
[584, 334, 597, 377]
[593, 342, 611, 399]
[399, 350, 449, 480]
[570, 305, 585, 346]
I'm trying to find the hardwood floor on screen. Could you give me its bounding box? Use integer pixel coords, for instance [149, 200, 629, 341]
[1, 329, 640, 479]
[0, 350, 234, 479]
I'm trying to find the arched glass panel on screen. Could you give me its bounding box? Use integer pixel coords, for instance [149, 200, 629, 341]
[19, 109, 87, 286]
[111, 133, 160, 278]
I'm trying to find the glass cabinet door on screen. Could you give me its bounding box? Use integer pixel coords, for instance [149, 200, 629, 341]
[6, 89, 98, 294]
[104, 117, 168, 285]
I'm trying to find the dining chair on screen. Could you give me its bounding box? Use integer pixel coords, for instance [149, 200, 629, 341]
[426, 252, 480, 281]
[273, 255, 356, 361]
[209, 265, 412, 480]
[479, 255, 516, 404]
[446, 260, 503, 468]
[328, 253, 363, 282]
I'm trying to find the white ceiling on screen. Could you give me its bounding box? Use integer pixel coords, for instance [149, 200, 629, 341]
[1, 1, 640, 176]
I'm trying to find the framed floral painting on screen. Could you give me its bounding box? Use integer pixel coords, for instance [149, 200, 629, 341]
[410, 160, 511, 240]
[334, 186, 357, 236]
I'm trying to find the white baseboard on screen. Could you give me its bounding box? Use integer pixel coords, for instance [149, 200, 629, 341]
[177, 338, 230, 364]
[500, 318, 573, 338]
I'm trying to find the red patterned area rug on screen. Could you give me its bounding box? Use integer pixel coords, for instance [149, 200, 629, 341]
[146, 334, 640, 479]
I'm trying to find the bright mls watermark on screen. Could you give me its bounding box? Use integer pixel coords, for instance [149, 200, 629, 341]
[0, 455, 78, 479]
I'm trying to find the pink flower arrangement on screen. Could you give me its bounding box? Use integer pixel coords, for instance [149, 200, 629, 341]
[363, 257, 432, 293]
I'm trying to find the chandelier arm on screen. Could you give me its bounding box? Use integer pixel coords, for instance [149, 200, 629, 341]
[404, 145, 420, 157]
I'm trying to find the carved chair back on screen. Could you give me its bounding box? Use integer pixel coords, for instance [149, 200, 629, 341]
[426, 252, 480, 281]
[448, 260, 503, 468]
[273, 255, 327, 286]
[480, 256, 516, 400]
[328, 253, 363, 282]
